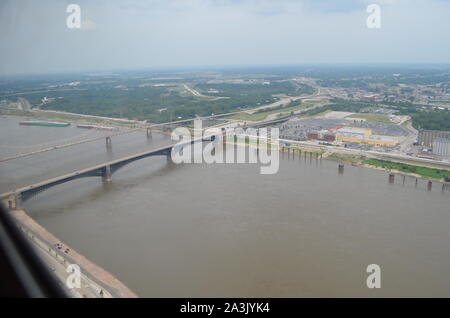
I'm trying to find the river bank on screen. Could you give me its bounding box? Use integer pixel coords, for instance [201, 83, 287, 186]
[0, 109, 143, 129]
[227, 135, 450, 184]
[326, 152, 450, 183]
[9, 208, 137, 298]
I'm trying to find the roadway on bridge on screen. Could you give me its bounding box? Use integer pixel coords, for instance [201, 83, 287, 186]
[0, 130, 174, 193]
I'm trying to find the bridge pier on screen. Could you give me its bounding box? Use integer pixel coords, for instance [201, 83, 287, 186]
[338, 164, 344, 174]
[389, 173, 395, 184]
[256, 130, 259, 147]
[106, 137, 112, 149]
[102, 165, 112, 182]
[427, 180, 432, 191]
[146, 128, 152, 139]
[166, 151, 173, 163]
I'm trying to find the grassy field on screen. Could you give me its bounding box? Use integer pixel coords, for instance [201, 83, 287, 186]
[346, 113, 392, 124]
[225, 102, 313, 121]
[363, 158, 450, 181]
[327, 153, 366, 164]
[301, 109, 332, 119]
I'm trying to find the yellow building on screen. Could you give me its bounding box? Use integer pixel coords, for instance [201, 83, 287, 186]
[337, 127, 372, 136]
[336, 133, 399, 147]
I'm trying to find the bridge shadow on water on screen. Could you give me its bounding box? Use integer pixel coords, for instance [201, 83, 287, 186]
[23, 156, 185, 215]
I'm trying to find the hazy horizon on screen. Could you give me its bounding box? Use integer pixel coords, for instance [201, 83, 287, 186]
[1, 0, 450, 75]
[2, 62, 450, 79]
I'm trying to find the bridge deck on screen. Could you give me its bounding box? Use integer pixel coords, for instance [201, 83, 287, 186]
[0, 142, 175, 198]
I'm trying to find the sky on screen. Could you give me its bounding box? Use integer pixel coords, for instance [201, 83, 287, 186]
[0, 0, 449, 75]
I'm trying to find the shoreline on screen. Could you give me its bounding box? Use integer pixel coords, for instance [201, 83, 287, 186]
[325, 153, 450, 184]
[0, 112, 142, 129]
[225, 135, 450, 184]
[9, 208, 137, 298]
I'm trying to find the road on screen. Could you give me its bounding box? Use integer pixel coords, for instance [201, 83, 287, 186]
[183, 84, 229, 100]
[397, 120, 418, 154]
[34, 242, 104, 298]
[246, 88, 327, 115]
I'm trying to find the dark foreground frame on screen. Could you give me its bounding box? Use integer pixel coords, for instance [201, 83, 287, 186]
[0, 203, 68, 297]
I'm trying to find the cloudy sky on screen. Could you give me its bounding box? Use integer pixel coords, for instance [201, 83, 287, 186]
[0, 0, 449, 75]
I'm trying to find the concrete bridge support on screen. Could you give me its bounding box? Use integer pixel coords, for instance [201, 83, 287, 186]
[106, 137, 112, 149]
[338, 164, 344, 174]
[146, 128, 152, 139]
[256, 131, 260, 147]
[427, 180, 433, 191]
[389, 173, 395, 184]
[102, 165, 112, 182]
[164, 148, 173, 163]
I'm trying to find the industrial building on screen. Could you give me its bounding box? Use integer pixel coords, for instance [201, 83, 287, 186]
[307, 131, 336, 142]
[304, 125, 399, 147]
[334, 127, 399, 147]
[334, 127, 372, 137]
[279, 118, 407, 147]
[418, 130, 450, 147]
[433, 137, 450, 158]
[335, 133, 399, 147]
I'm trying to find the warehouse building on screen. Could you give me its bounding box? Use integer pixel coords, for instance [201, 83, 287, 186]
[335, 127, 372, 137]
[335, 132, 399, 147]
[433, 137, 450, 158]
[418, 130, 450, 147]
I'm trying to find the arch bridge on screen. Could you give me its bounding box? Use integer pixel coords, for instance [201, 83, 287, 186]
[0, 137, 207, 209]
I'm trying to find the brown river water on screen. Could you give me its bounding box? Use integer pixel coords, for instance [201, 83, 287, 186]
[1, 117, 450, 297]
